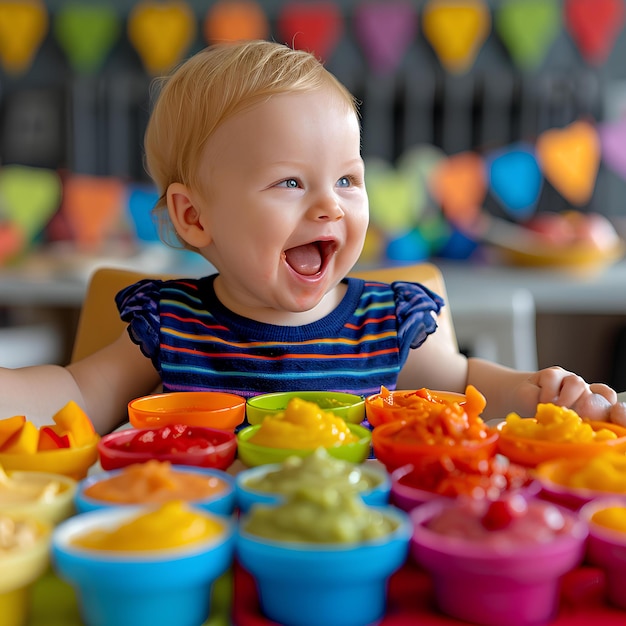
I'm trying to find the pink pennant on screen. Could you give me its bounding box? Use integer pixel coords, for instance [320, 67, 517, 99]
[277, 1, 343, 61]
[354, 1, 418, 75]
[598, 117, 626, 180]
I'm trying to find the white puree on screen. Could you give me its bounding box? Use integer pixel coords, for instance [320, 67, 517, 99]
[0, 468, 62, 504]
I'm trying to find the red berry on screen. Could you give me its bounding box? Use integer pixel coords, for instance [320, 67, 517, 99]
[481, 500, 515, 530]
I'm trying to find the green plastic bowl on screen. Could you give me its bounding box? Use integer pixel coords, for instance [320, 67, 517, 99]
[246, 391, 365, 425]
[236, 424, 372, 467]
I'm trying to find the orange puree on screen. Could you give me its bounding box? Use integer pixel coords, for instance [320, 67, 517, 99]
[83, 460, 226, 504]
[249, 398, 357, 449]
[71, 501, 224, 551]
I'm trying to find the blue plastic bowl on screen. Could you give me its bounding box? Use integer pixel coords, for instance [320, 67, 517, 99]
[235, 461, 390, 514]
[52, 506, 235, 626]
[75, 466, 236, 517]
[236, 505, 410, 626]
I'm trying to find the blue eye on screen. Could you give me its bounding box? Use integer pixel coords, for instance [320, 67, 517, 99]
[337, 176, 351, 188]
[279, 178, 299, 189]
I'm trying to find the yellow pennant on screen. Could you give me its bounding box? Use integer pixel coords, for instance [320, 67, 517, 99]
[536, 120, 601, 206]
[0, 0, 48, 75]
[422, 0, 491, 74]
[128, 0, 196, 75]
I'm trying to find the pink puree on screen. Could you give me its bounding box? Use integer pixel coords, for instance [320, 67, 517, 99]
[426, 495, 576, 549]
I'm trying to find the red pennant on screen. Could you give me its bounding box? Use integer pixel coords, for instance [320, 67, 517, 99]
[564, 0, 626, 65]
[277, 1, 343, 61]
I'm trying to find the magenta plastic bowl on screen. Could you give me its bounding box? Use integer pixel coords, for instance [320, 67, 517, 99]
[97, 427, 237, 471]
[390, 462, 540, 513]
[410, 497, 588, 626]
[580, 498, 626, 610]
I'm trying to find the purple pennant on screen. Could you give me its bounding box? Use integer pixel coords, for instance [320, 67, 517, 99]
[598, 117, 626, 181]
[354, 0, 418, 75]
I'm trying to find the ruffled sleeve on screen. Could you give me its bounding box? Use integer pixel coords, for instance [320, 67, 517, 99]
[392, 281, 445, 364]
[115, 279, 162, 368]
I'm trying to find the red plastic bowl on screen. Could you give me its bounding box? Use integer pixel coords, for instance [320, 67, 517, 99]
[371, 419, 498, 473]
[98, 426, 237, 471]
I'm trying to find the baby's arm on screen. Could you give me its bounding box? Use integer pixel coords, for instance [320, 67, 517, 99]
[467, 358, 626, 424]
[0, 331, 161, 435]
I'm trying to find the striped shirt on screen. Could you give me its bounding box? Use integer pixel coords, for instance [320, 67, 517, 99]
[116, 274, 444, 399]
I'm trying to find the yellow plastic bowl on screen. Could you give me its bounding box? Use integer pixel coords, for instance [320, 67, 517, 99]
[236, 424, 372, 467]
[0, 470, 77, 526]
[0, 436, 100, 481]
[0, 515, 51, 626]
[128, 391, 246, 431]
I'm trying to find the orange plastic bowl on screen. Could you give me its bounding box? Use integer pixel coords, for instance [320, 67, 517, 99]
[371, 420, 498, 473]
[128, 391, 246, 431]
[365, 390, 466, 428]
[496, 420, 626, 468]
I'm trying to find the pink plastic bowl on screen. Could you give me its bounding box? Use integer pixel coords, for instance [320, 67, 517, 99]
[580, 498, 626, 611]
[410, 498, 588, 626]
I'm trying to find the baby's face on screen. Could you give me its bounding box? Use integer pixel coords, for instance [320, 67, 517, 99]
[195, 87, 369, 322]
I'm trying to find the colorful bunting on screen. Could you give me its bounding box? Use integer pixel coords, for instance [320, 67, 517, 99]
[495, 0, 560, 71]
[204, 0, 269, 44]
[535, 119, 601, 206]
[0, 0, 48, 75]
[277, 1, 343, 61]
[422, 0, 491, 74]
[61, 175, 125, 250]
[127, 0, 196, 75]
[487, 144, 543, 219]
[353, 0, 418, 75]
[54, 1, 121, 74]
[564, 0, 625, 65]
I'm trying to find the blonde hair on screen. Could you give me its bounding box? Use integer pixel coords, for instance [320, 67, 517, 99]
[144, 40, 359, 247]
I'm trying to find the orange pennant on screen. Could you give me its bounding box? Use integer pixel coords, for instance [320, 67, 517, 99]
[61, 175, 126, 251]
[204, 0, 269, 44]
[536, 120, 600, 206]
[422, 0, 491, 74]
[429, 152, 486, 227]
[0, 0, 48, 75]
[128, 1, 196, 75]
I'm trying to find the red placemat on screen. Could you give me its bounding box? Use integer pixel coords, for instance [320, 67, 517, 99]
[232, 560, 626, 625]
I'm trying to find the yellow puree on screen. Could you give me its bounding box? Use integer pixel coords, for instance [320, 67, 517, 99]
[591, 506, 626, 533]
[249, 398, 358, 449]
[71, 501, 224, 551]
[504, 403, 617, 443]
[0, 467, 63, 504]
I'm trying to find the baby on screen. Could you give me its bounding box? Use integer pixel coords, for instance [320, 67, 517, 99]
[1, 40, 624, 434]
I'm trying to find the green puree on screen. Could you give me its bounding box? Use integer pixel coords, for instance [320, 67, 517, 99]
[244, 447, 380, 496]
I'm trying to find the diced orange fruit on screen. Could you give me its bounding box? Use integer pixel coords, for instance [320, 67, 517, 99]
[1, 421, 39, 454]
[52, 401, 95, 446]
[0, 415, 26, 449]
[37, 426, 72, 451]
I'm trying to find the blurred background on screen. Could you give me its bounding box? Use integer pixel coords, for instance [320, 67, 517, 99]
[1, 0, 626, 392]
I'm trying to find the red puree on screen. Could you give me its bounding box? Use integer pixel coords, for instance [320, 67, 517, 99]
[113, 424, 217, 455]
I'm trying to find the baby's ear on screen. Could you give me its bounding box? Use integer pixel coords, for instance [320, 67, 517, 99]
[166, 182, 212, 248]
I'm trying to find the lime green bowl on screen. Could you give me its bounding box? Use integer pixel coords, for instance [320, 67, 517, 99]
[246, 391, 365, 426]
[236, 424, 372, 467]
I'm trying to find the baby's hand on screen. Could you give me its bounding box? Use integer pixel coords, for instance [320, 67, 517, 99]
[527, 366, 626, 425]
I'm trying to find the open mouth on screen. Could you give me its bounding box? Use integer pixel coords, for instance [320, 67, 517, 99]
[283, 240, 337, 276]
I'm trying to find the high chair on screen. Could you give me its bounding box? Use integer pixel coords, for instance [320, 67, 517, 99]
[70, 263, 457, 363]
